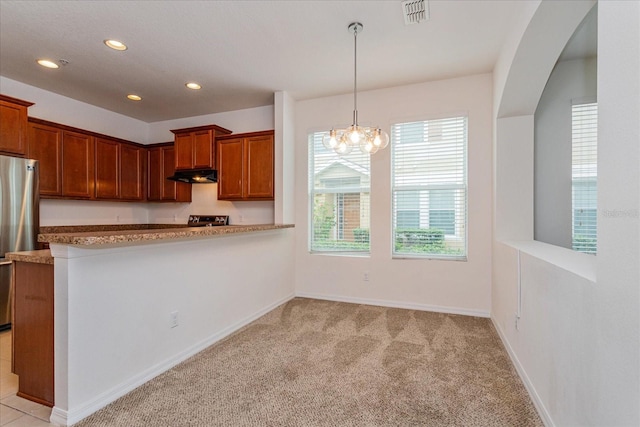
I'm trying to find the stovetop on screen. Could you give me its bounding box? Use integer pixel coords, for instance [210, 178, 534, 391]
[187, 215, 230, 227]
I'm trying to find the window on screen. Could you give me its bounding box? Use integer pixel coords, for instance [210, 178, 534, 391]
[309, 132, 370, 253]
[391, 117, 467, 259]
[572, 102, 597, 254]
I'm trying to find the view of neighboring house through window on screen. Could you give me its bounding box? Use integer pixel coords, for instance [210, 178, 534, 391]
[572, 102, 598, 254]
[391, 117, 467, 259]
[309, 132, 370, 253]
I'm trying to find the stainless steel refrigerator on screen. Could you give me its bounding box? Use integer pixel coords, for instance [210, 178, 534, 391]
[0, 155, 39, 331]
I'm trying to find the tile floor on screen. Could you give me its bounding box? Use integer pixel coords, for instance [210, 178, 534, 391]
[0, 330, 53, 426]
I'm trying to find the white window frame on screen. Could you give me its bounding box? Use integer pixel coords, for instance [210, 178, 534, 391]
[308, 131, 371, 255]
[391, 116, 468, 260]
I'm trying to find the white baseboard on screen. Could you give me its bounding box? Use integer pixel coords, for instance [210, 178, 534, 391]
[52, 293, 295, 426]
[490, 316, 554, 427]
[295, 291, 490, 318]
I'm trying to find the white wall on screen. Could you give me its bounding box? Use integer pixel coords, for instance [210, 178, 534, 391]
[0, 76, 149, 143]
[294, 74, 494, 316]
[50, 229, 295, 425]
[0, 76, 277, 226]
[492, 1, 639, 426]
[534, 57, 597, 249]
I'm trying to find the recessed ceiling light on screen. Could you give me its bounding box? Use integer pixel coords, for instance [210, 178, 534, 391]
[37, 59, 59, 69]
[185, 82, 202, 90]
[104, 39, 127, 51]
[127, 94, 142, 101]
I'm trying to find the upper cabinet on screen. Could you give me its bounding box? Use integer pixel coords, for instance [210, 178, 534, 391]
[60, 129, 95, 199]
[171, 124, 232, 170]
[95, 137, 146, 201]
[0, 95, 33, 156]
[120, 144, 145, 200]
[147, 144, 191, 203]
[27, 120, 94, 199]
[217, 130, 274, 201]
[28, 118, 148, 201]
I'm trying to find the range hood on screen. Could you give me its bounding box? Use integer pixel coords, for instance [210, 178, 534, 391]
[166, 169, 217, 184]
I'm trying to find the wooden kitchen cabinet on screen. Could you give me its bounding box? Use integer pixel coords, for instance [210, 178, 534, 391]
[61, 130, 95, 199]
[120, 143, 145, 200]
[217, 130, 274, 201]
[147, 144, 191, 202]
[171, 124, 232, 170]
[0, 95, 33, 156]
[95, 137, 120, 199]
[28, 119, 95, 199]
[12, 261, 54, 407]
[95, 138, 145, 201]
[27, 122, 62, 196]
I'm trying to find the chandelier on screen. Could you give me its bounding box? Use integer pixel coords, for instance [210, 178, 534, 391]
[323, 22, 389, 155]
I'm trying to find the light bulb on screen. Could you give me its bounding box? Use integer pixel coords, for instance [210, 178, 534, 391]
[360, 136, 379, 154]
[322, 130, 339, 150]
[335, 140, 352, 155]
[372, 128, 389, 149]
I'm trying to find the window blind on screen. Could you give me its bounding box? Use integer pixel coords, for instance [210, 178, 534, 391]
[391, 117, 467, 259]
[571, 102, 597, 254]
[309, 132, 370, 253]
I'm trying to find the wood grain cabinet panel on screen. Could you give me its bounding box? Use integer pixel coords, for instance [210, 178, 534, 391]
[95, 137, 119, 199]
[171, 124, 232, 170]
[61, 130, 95, 198]
[217, 138, 244, 200]
[245, 135, 274, 199]
[0, 95, 33, 156]
[13, 261, 54, 407]
[147, 145, 191, 202]
[217, 130, 274, 201]
[120, 144, 145, 200]
[27, 122, 62, 196]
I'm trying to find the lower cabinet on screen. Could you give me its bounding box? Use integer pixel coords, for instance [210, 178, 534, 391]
[147, 145, 191, 202]
[12, 261, 54, 407]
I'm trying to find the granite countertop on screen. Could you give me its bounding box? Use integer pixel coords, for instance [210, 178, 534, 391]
[38, 224, 294, 247]
[6, 249, 54, 265]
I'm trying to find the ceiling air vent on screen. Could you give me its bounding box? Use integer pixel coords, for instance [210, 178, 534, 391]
[402, 0, 429, 25]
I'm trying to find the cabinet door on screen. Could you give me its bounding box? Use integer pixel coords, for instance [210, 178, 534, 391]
[147, 147, 162, 201]
[193, 130, 214, 169]
[120, 144, 144, 200]
[0, 100, 28, 156]
[174, 133, 193, 170]
[62, 131, 95, 198]
[27, 123, 62, 196]
[217, 138, 244, 200]
[95, 138, 119, 199]
[245, 135, 274, 199]
[162, 146, 178, 200]
[13, 262, 54, 407]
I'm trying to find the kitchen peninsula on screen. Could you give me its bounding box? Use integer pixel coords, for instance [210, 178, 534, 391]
[39, 223, 293, 246]
[33, 222, 295, 426]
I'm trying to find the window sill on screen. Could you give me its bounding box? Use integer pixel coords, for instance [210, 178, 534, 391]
[501, 239, 596, 283]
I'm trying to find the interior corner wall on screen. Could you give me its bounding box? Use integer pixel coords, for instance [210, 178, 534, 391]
[294, 73, 494, 316]
[492, 1, 639, 426]
[534, 57, 597, 249]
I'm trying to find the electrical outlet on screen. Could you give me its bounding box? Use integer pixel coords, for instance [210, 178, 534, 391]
[363, 272, 369, 281]
[116, 215, 120, 222]
[170, 311, 179, 328]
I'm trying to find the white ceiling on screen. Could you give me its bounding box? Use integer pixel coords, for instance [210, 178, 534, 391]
[1, 1, 532, 123]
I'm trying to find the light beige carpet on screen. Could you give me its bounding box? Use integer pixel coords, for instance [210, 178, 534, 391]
[74, 298, 542, 426]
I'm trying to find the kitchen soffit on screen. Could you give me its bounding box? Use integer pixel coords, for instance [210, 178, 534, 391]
[0, 0, 529, 123]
